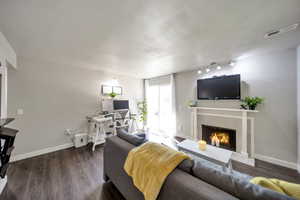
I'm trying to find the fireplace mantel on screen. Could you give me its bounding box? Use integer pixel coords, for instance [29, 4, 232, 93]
[190, 106, 259, 166]
[189, 106, 259, 113]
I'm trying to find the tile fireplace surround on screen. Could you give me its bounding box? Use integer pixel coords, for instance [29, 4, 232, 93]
[190, 107, 259, 166]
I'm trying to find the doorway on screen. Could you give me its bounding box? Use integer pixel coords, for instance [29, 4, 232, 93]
[0, 57, 7, 119]
[146, 75, 175, 137]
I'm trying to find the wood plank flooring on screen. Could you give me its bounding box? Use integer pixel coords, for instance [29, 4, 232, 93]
[1, 144, 299, 200]
[1, 145, 125, 200]
[233, 159, 300, 184]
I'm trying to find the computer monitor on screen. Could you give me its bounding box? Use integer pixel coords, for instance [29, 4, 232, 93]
[113, 100, 129, 110]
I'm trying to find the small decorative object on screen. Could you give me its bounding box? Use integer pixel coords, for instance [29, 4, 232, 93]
[102, 85, 122, 96]
[188, 100, 197, 107]
[109, 92, 117, 99]
[240, 96, 264, 110]
[113, 86, 122, 95]
[198, 140, 207, 151]
[215, 138, 220, 147]
[102, 85, 112, 95]
[137, 101, 147, 130]
[211, 137, 215, 146]
[240, 104, 248, 110]
[211, 134, 220, 146]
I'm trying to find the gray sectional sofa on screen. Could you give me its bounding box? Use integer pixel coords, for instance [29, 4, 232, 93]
[103, 134, 294, 200]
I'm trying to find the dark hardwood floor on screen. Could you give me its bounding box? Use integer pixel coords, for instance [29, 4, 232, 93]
[1, 145, 125, 200]
[232, 159, 300, 184]
[1, 143, 299, 200]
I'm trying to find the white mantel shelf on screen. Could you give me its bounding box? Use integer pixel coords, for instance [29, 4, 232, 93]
[190, 106, 259, 113]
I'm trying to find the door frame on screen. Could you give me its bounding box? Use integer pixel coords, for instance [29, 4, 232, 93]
[0, 56, 7, 119]
[147, 82, 172, 135]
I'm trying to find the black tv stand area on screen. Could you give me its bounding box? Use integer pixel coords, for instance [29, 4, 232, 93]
[0, 118, 18, 178]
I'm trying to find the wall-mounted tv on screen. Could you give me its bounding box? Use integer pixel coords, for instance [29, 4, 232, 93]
[197, 74, 241, 100]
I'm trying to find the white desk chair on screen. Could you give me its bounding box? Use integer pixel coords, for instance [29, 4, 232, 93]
[114, 110, 130, 129]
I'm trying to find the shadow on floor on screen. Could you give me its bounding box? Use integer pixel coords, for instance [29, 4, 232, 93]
[98, 182, 125, 200]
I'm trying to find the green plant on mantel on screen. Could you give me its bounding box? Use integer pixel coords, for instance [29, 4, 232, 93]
[188, 100, 197, 107]
[108, 92, 117, 98]
[240, 96, 264, 110]
[137, 101, 147, 129]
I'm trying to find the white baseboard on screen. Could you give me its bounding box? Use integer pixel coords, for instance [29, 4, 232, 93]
[254, 153, 298, 170]
[10, 143, 74, 162]
[0, 176, 7, 195]
[232, 152, 255, 166]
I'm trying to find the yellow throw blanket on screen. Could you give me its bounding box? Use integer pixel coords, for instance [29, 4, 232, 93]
[251, 177, 300, 199]
[124, 142, 189, 200]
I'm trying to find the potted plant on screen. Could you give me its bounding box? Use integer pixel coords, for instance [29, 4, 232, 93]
[108, 92, 117, 99]
[137, 101, 147, 131]
[240, 96, 264, 110]
[188, 100, 197, 107]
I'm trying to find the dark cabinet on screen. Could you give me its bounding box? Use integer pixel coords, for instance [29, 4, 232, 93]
[0, 118, 18, 178]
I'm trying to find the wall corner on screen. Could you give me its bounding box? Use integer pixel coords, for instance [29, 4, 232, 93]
[297, 45, 300, 173]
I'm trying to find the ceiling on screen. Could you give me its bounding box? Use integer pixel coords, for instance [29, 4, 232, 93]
[0, 0, 300, 78]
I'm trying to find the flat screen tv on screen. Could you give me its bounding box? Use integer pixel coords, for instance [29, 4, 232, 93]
[197, 74, 241, 100]
[113, 100, 129, 110]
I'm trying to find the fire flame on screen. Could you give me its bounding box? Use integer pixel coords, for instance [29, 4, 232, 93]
[210, 133, 230, 145]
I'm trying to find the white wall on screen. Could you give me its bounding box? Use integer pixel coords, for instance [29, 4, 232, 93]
[0, 31, 16, 119]
[297, 45, 300, 172]
[176, 48, 298, 166]
[8, 58, 143, 156]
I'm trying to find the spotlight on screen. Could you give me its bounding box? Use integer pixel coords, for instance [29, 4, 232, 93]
[217, 65, 222, 70]
[198, 70, 202, 74]
[206, 68, 210, 73]
[229, 61, 236, 67]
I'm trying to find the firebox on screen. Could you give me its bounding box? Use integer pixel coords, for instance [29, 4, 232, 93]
[202, 125, 236, 151]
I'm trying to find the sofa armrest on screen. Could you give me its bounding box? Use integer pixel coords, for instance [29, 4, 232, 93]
[104, 136, 145, 200]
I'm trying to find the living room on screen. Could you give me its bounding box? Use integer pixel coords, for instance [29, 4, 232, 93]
[0, 0, 300, 200]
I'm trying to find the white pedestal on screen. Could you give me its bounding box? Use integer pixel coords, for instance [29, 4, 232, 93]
[0, 176, 7, 194]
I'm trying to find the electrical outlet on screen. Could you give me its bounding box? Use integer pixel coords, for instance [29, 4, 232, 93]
[17, 109, 24, 115]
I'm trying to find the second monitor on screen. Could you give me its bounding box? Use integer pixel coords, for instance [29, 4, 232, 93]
[113, 100, 129, 110]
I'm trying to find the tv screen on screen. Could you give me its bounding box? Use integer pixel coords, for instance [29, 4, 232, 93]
[197, 74, 241, 100]
[113, 100, 129, 110]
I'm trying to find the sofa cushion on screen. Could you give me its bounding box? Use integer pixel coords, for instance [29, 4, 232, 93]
[177, 159, 194, 174]
[135, 132, 146, 138]
[192, 158, 294, 200]
[116, 128, 146, 146]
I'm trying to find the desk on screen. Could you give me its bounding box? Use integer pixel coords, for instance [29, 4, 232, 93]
[87, 115, 113, 151]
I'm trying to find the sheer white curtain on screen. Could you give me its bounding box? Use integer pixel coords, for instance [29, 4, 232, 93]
[170, 74, 176, 136]
[145, 74, 176, 137]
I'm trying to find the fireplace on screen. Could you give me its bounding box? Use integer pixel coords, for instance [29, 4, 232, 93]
[202, 125, 236, 151]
